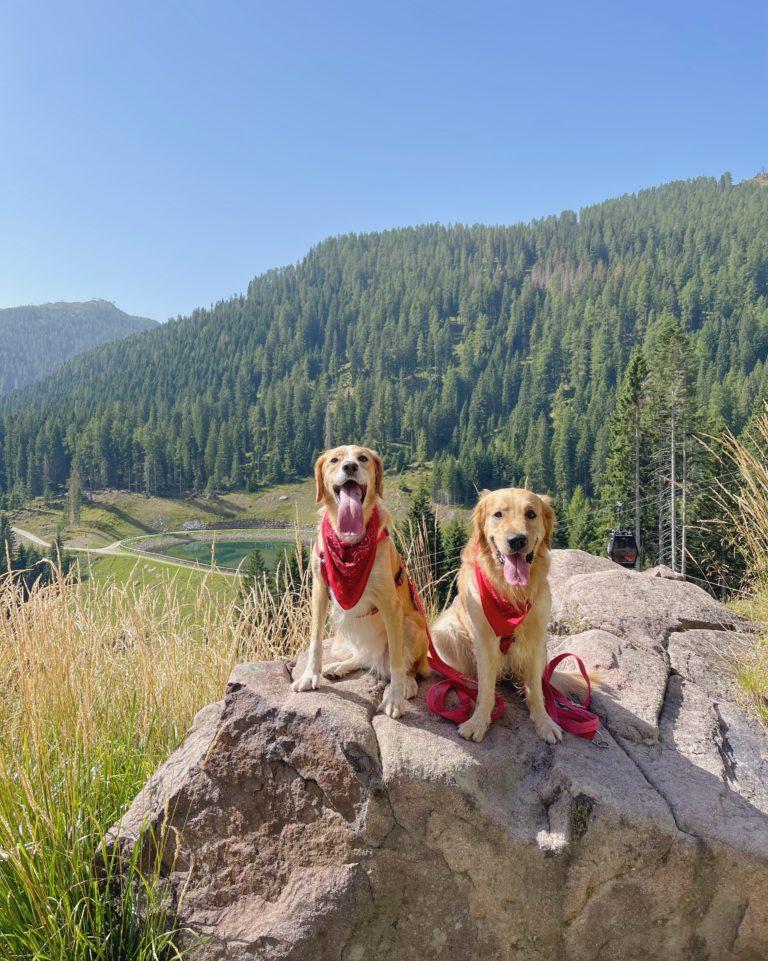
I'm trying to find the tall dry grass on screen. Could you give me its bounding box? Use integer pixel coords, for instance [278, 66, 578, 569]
[0, 524, 445, 958]
[715, 405, 768, 583]
[0, 560, 313, 960]
[712, 401, 768, 724]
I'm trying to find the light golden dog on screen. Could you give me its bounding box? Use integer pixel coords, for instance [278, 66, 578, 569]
[291, 445, 429, 718]
[431, 487, 587, 744]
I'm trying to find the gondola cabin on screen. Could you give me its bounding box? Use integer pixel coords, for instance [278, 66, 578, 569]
[607, 530, 638, 568]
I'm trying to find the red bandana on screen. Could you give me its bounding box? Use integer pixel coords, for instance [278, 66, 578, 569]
[474, 552, 531, 651]
[318, 507, 388, 610]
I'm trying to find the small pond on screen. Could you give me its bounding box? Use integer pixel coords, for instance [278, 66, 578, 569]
[160, 537, 302, 571]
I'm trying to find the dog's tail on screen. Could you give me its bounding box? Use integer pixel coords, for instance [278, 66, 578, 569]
[550, 666, 605, 701]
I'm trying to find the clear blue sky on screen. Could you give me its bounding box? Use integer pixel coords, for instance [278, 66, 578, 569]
[1, 0, 766, 321]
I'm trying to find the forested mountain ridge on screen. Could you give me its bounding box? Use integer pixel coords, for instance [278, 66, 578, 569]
[2, 176, 767, 548]
[0, 299, 157, 396]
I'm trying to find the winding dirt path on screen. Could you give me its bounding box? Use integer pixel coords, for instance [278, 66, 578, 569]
[11, 526, 240, 577]
[10, 526, 50, 548]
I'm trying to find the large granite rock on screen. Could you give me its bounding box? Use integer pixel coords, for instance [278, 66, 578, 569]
[111, 550, 768, 960]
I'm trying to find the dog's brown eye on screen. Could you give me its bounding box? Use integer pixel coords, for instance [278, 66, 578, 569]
[525, 509, 537, 519]
[358, 455, 368, 463]
[493, 511, 503, 519]
[330, 457, 339, 464]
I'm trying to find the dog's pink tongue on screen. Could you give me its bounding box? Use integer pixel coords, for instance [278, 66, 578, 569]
[503, 553, 531, 587]
[337, 487, 364, 538]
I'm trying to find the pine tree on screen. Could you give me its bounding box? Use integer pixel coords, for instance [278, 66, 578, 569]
[440, 516, 468, 602]
[0, 512, 15, 575]
[274, 544, 309, 601]
[48, 532, 73, 579]
[403, 479, 445, 606]
[407, 481, 442, 570]
[599, 348, 651, 567]
[645, 313, 696, 572]
[551, 389, 577, 500]
[524, 413, 552, 493]
[67, 468, 82, 526]
[239, 546, 268, 604]
[565, 486, 598, 552]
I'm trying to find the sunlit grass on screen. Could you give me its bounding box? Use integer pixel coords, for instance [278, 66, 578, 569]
[0, 557, 313, 960]
[715, 402, 768, 726]
[728, 585, 768, 726]
[0, 503, 453, 957]
[80, 552, 238, 616]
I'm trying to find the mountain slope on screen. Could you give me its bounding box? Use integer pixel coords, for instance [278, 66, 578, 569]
[0, 299, 157, 396]
[1, 176, 767, 512]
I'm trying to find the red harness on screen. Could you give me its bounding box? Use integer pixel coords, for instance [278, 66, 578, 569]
[424, 555, 600, 740]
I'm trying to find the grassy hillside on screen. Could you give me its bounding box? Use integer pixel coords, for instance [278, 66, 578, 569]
[12, 484, 320, 548]
[11, 468, 459, 545]
[0, 299, 156, 396]
[78, 552, 238, 612]
[10, 469, 466, 604]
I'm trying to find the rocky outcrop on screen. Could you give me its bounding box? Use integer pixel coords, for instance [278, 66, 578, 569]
[111, 550, 768, 960]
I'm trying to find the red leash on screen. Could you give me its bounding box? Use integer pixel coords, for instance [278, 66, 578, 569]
[542, 652, 600, 739]
[426, 640, 508, 723]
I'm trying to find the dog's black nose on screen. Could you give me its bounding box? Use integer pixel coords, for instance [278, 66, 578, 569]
[342, 461, 357, 475]
[507, 533, 527, 553]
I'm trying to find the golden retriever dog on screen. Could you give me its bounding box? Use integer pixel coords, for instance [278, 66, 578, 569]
[291, 445, 429, 718]
[431, 487, 587, 744]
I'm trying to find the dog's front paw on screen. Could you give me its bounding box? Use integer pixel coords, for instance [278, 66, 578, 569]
[323, 660, 354, 678]
[403, 674, 419, 699]
[458, 713, 490, 742]
[534, 713, 563, 744]
[379, 685, 408, 719]
[291, 671, 320, 692]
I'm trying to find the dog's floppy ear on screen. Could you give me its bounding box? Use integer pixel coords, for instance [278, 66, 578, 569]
[472, 490, 491, 545]
[368, 448, 384, 498]
[314, 452, 328, 503]
[539, 494, 556, 548]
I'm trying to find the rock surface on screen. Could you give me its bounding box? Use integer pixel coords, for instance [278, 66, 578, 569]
[112, 550, 768, 960]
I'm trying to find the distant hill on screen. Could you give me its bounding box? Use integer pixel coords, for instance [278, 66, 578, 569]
[0, 299, 157, 396]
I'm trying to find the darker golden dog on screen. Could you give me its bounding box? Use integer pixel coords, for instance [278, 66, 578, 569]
[431, 487, 589, 743]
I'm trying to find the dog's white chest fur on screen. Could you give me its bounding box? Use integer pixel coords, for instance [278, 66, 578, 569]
[328, 553, 391, 677]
